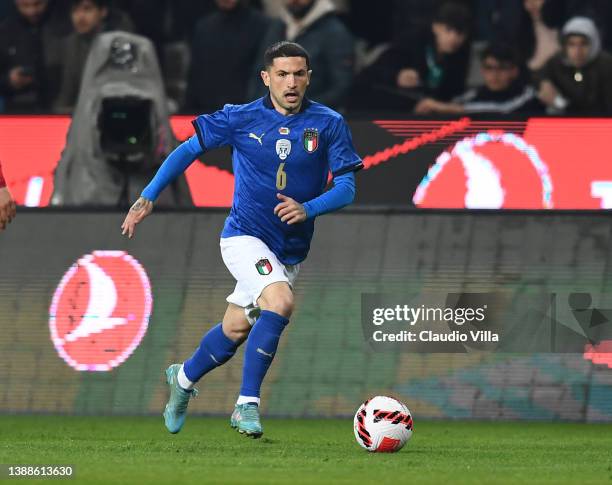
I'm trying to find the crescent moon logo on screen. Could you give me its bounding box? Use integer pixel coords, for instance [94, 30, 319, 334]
[49, 251, 153, 371]
[413, 132, 554, 209]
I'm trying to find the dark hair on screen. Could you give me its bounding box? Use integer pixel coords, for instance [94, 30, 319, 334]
[480, 43, 521, 66]
[433, 2, 471, 35]
[70, 0, 109, 8]
[263, 41, 310, 70]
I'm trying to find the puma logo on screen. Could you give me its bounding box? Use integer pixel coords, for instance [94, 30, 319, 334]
[256, 348, 274, 358]
[248, 132, 265, 145]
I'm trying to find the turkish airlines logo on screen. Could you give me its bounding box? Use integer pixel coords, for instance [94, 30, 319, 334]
[413, 132, 553, 209]
[49, 251, 153, 371]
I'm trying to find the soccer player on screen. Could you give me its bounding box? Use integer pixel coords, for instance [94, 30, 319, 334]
[0, 162, 17, 231]
[121, 41, 362, 438]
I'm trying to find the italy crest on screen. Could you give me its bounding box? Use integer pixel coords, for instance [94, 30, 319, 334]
[303, 128, 319, 153]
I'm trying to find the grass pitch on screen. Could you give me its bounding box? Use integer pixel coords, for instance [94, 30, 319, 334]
[1, 416, 611, 484]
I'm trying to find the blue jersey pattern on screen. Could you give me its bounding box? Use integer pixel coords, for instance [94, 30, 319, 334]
[192, 95, 362, 265]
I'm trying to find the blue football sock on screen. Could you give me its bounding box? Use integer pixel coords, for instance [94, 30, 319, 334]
[240, 310, 289, 398]
[183, 323, 238, 383]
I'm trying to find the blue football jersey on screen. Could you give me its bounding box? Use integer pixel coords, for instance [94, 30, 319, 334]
[192, 95, 363, 265]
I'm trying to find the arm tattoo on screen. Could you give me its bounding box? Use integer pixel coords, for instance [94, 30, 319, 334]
[130, 199, 144, 212]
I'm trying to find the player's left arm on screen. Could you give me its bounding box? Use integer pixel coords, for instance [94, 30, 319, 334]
[274, 171, 356, 224]
[0, 162, 16, 231]
[274, 117, 362, 224]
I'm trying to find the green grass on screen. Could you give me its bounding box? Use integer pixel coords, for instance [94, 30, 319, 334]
[1, 416, 611, 484]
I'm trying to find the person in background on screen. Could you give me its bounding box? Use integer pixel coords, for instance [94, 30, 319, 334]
[472, 0, 521, 45]
[415, 43, 543, 114]
[184, 0, 272, 113]
[249, 0, 354, 109]
[518, 0, 562, 72]
[0, 0, 70, 112]
[566, 0, 612, 53]
[54, 0, 132, 113]
[349, 2, 471, 112]
[537, 17, 612, 114]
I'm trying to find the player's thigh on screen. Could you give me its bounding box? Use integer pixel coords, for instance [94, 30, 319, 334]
[220, 235, 298, 307]
[257, 282, 295, 317]
[222, 303, 251, 343]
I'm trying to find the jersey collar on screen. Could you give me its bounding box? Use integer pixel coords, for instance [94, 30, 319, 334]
[263, 93, 311, 114]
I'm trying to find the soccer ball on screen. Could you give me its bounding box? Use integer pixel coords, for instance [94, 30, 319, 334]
[353, 396, 413, 452]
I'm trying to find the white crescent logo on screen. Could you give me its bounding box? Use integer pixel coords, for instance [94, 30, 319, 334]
[60, 260, 127, 344]
[49, 251, 153, 372]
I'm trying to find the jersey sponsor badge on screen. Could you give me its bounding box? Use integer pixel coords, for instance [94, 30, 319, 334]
[303, 128, 319, 153]
[255, 258, 273, 275]
[49, 251, 153, 371]
[276, 139, 291, 160]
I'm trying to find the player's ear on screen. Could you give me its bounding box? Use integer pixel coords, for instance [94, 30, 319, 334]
[261, 70, 270, 87]
[307, 69, 312, 86]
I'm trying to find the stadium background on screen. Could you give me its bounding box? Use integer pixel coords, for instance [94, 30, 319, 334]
[2, 207, 612, 421]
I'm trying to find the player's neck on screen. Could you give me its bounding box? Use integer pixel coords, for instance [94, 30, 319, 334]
[270, 95, 301, 116]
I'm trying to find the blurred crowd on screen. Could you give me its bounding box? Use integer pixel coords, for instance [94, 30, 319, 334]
[1, 0, 612, 116]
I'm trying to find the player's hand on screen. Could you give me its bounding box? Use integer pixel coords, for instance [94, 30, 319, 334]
[121, 196, 153, 239]
[274, 193, 307, 225]
[397, 69, 420, 89]
[0, 186, 16, 231]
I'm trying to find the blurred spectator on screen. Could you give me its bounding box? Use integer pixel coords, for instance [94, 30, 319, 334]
[566, 0, 612, 52]
[0, 0, 71, 112]
[473, 0, 521, 44]
[391, 0, 473, 43]
[112, 0, 217, 65]
[249, 0, 354, 108]
[415, 44, 543, 115]
[518, 0, 562, 71]
[537, 17, 612, 114]
[350, 2, 471, 112]
[184, 0, 271, 113]
[54, 0, 133, 113]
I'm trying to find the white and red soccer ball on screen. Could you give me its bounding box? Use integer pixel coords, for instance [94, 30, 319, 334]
[354, 396, 413, 452]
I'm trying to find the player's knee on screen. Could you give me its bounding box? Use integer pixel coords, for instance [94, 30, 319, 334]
[258, 285, 294, 318]
[226, 326, 250, 343]
[222, 320, 251, 344]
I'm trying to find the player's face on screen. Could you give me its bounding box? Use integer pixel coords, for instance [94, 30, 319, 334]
[261, 56, 311, 115]
[565, 35, 590, 68]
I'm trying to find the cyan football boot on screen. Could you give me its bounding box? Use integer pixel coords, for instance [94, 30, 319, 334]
[230, 403, 263, 438]
[163, 364, 198, 434]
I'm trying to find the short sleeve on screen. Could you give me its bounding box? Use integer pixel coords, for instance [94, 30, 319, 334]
[327, 116, 363, 177]
[191, 104, 234, 151]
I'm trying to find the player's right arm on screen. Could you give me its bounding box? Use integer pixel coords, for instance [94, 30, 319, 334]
[121, 105, 233, 238]
[121, 135, 203, 238]
[0, 162, 16, 231]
